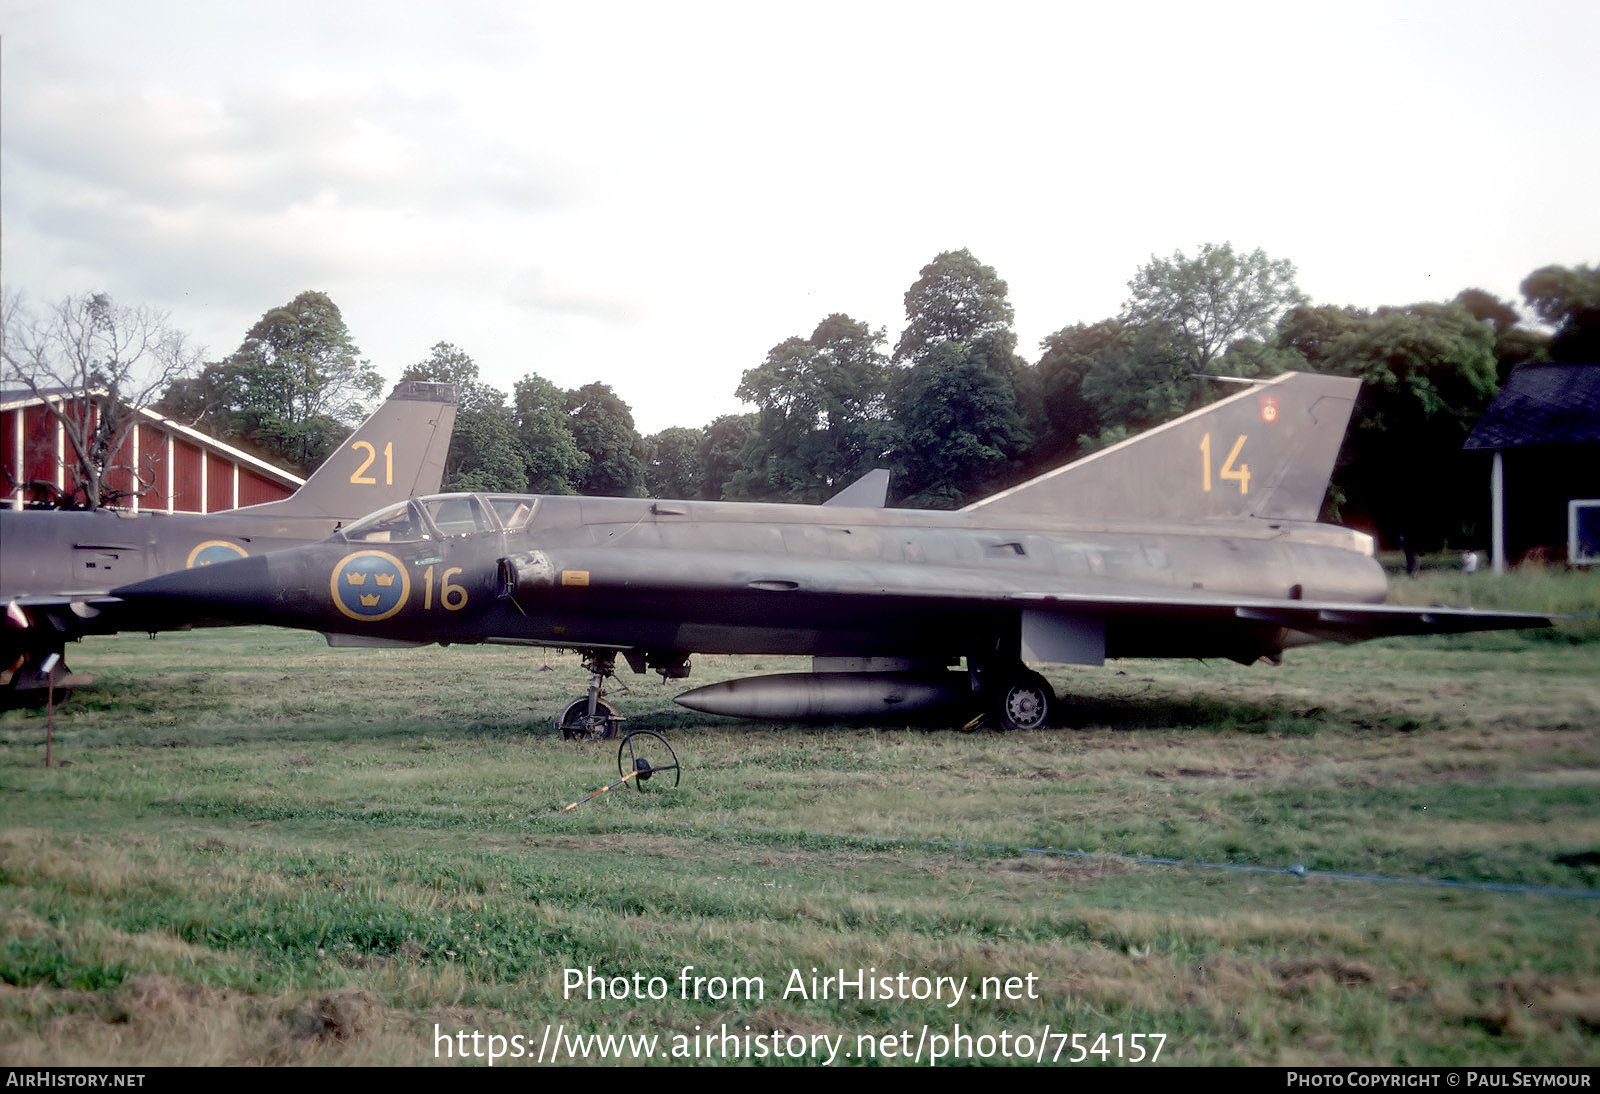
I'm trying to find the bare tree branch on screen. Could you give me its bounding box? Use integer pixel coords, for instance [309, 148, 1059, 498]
[2, 290, 201, 508]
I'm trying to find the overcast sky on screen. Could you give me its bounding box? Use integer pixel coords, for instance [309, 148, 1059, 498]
[3, 0, 1597, 434]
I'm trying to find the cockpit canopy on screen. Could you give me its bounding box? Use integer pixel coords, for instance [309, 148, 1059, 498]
[340, 494, 536, 543]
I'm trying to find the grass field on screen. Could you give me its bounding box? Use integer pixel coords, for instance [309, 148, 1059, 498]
[2, 569, 1597, 1066]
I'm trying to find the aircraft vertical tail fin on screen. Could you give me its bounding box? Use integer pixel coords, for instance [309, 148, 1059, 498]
[964, 371, 1360, 523]
[824, 468, 891, 508]
[237, 382, 459, 519]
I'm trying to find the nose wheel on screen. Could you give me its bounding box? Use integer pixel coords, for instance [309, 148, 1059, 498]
[558, 650, 625, 740]
[559, 697, 622, 740]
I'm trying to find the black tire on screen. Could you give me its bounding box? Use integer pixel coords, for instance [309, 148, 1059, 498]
[558, 697, 621, 740]
[994, 669, 1053, 732]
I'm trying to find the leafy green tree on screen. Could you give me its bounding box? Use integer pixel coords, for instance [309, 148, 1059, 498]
[893, 249, 1015, 364]
[1004, 335, 1049, 473]
[1036, 322, 1109, 462]
[1454, 288, 1548, 383]
[1039, 245, 1303, 461]
[642, 426, 705, 499]
[1033, 315, 1202, 457]
[400, 341, 479, 393]
[164, 291, 381, 475]
[889, 251, 1032, 503]
[1210, 335, 1306, 381]
[1073, 322, 1192, 450]
[1280, 302, 1498, 413]
[1521, 264, 1600, 361]
[1485, 326, 1552, 383]
[1277, 301, 1499, 546]
[730, 314, 894, 502]
[892, 341, 1028, 508]
[1454, 288, 1519, 334]
[400, 342, 525, 492]
[698, 413, 755, 500]
[512, 374, 587, 494]
[565, 381, 645, 497]
[1122, 242, 1306, 375]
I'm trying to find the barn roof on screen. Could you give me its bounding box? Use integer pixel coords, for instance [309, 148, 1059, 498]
[1, 385, 304, 488]
[1464, 363, 1600, 451]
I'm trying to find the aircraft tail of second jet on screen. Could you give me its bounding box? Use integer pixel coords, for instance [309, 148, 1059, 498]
[965, 371, 1360, 524]
[233, 381, 459, 519]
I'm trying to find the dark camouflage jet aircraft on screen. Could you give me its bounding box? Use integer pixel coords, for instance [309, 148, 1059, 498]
[1, 382, 458, 701]
[113, 372, 1547, 735]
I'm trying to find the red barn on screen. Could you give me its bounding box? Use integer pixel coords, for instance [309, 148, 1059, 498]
[1, 386, 304, 513]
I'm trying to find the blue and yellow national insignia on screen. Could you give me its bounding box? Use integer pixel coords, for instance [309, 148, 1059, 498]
[331, 550, 410, 622]
[187, 540, 248, 568]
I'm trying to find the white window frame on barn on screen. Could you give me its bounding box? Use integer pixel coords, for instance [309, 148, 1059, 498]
[1569, 499, 1600, 566]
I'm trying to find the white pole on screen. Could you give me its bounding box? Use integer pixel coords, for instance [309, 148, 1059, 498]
[1491, 450, 1506, 575]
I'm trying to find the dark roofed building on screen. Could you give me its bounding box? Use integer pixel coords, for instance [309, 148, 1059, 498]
[1463, 362, 1600, 569]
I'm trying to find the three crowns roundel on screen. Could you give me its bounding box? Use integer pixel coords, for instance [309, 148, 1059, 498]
[332, 550, 410, 622]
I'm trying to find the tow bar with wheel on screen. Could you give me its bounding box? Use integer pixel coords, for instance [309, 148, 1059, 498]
[557, 731, 682, 812]
[616, 730, 680, 790]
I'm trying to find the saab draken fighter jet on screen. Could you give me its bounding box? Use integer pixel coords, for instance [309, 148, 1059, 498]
[2, 382, 457, 701]
[113, 373, 1547, 734]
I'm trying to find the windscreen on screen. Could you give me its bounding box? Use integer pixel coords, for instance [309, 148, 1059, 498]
[342, 501, 431, 543]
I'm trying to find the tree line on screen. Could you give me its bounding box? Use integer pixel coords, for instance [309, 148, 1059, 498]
[5, 253, 1597, 551]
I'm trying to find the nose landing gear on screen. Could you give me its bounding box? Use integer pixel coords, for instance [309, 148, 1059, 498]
[558, 651, 625, 740]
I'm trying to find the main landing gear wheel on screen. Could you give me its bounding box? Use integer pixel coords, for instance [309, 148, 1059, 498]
[559, 697, 622, 741]
[618, 731, 680, 791]
[995, 669, 1054, 732]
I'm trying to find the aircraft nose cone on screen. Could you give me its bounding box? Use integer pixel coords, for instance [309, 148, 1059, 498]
[113, 555, 276, 624]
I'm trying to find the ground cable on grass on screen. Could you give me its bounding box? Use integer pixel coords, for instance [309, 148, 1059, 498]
[731, 826, 1600, 901]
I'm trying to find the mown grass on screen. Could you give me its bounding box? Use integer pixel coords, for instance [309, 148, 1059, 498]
[1, 572, 1596, 1066]
[1385, 557, 1600, 645]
